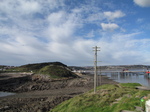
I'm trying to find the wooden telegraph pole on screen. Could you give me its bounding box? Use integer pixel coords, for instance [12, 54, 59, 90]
[93, 46, 100, 93]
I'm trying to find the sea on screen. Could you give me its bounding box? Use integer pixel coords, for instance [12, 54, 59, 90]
[0, 92, 15, 97]
[99, 69, 150, 87]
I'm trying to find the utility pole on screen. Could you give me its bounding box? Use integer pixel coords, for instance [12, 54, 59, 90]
[93, 46, 100, 93]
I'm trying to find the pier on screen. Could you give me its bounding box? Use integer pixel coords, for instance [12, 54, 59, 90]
[73, 70, 150, 78]
[74, 70, 147, 74]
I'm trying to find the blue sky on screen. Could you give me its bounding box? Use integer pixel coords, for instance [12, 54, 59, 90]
[0, 0, 150, 66]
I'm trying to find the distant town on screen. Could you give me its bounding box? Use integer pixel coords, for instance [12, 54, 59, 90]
[1, 64, 150, 72]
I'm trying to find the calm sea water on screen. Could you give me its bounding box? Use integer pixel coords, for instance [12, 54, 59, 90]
[99, 69, 150, 87]
[0, 92, 15, 97]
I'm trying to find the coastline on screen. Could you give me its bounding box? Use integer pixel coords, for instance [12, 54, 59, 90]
[0, 73, 118, 112]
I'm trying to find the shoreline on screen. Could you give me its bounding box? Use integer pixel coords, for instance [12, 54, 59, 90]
[0, 73, 118, 112]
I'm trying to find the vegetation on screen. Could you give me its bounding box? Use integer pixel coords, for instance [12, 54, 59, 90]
[39, 65, 77, 78]
[50, 83, 150, 112]
[11, 62, 67, 72]
[4, 62, 77, 79]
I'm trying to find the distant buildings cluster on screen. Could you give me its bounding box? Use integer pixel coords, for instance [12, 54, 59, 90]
[0, 66, 15, 71]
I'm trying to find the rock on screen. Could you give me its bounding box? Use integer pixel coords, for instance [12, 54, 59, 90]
[37, 109, 42, 112]
[135, 106, 144, 112]
[136, 86, 150, 90]
[0, 105, 9, 111]
[121, 110, 135, 112]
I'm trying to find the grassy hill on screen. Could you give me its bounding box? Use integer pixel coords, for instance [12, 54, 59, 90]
[9, 62, 77, 79]
[38, 64, 77, 78]
[50, 83, 150, 112]
[14, 62, 67, 71]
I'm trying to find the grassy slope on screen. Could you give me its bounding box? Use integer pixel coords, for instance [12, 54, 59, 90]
[13, 62, 67, 72]
[8, 62, 77, 79]
[50, 83, 150, 112]
[39, 65, 77, 78]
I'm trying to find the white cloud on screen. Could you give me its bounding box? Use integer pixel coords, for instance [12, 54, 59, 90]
[46, 11, 79, 43]
[0, 0, 150, 66]
[134, 0, 150, 7]
[0, 0, 41, 16]
[97, 32, 150, 65]
[47, 11, 66, 25]
[19, 1, 41, 14]
[40, 0, 65, 10]
[104, 10, 125, 20]
[101, 23, 119, 31]
[87, 13, 104, 22]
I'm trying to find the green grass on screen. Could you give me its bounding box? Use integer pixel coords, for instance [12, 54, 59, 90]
[39, 65, 77, 78]
[7, 62, 68, 72]
[50, 83, 150, 112]
[5, 62, 77, 79]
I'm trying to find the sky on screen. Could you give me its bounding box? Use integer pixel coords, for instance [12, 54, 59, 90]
[0, 0, 150, 66]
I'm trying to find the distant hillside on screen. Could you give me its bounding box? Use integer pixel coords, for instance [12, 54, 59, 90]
[10, 62, 77, 79]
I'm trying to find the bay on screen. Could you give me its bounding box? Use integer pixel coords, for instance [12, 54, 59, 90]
[99, 69, 150, 87]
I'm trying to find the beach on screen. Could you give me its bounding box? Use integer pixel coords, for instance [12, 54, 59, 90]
[0, 73, 117, 112]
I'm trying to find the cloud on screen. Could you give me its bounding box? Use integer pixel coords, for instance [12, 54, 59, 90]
[0, 0, 150, 66]
[0, 0, 41, 16]
[101, 23, 119, 31]
[46, 11, 80, 43]
[104, 10, 125, 20]
[136, 18, 144, 23]
[85, 30, 95, 38]
[19, 1, 41, 14]
[87, 13, 104, 22]
[97, 32, 150, 65]
[134, 0, 150, 7]
[47, 11, 66, 25]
